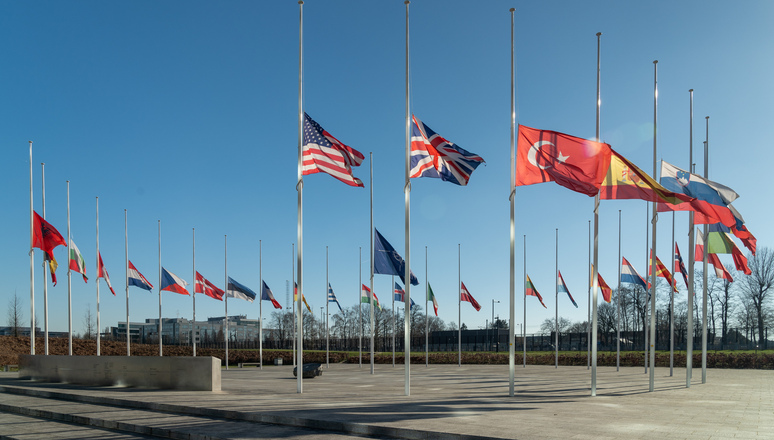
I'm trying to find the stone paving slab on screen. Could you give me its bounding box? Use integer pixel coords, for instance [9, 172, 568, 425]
[1, 364, 772, 439]
[0, 410, 157, 439]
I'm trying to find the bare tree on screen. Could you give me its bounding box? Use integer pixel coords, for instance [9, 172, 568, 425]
[711, 264, 737, 346]
[539, 317, 572, 335]
[82, 304, 96, 340]
[6, 292, 24, 337]
[740, 247, 774, 346]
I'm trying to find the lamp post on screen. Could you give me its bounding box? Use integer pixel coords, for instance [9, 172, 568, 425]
[320, 306, 324, 349]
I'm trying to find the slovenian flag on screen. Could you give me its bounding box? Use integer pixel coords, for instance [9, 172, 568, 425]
[621, 257, 647, 289]
[160, 267, 189, 295]
[261, 281, 282, 309]
[659, 160, 739, 228]
[127, 260, 153, 291]
[557, 270, 578, 308]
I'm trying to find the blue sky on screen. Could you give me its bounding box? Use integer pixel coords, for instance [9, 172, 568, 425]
[2, 0, 772, 335]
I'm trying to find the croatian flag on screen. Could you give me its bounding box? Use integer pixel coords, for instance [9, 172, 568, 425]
[127, 260, 153, 291]
[393, 282, 416, 310]
[227, 277, 257, 302]
[327, 283, 342, 312]
[160, 267, 189, 295]
[261, 281, 282, 309]
[621, 257, 647, 289]
[410, 115, 485, 186]
[557, 270, 578, 308]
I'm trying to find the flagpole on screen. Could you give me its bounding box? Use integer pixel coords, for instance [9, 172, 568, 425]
[425, 246, 428, 367]
[523, 234, 526, 368]
[649, 60, 659, 392]
[325, 245, 329, 368]
[359, 246, 362, 368]
[293, 243, 296, 366]
[193, 228, 196, 357]
[617, 209, 622, 371]
[158, 220, 162, 357]
[587, 220, 591, 371]
[508, 7, 516, 397]
[555, 228, 558, 369]
[259, 239, 262, 368]
[392, 274, 395, 367]
[686, 89, 695, 388]
[645, 201, 649, 375]
[67, 180, 73, 356]
[670, 212, 675, 376]
[29, 141, 35, 356]
[403, 0, 412, 397]
[590, 31, 603, 396]
[42, 163, 48, 355]
[125, 209, 130, 356]
[297, 0, 305, 395]
[96, 197, 100, 356]
[701, 116, 709, 384]
[369, 152, 375, 375]
[458, 243, 461, 367]
[225, 235, 229, 370]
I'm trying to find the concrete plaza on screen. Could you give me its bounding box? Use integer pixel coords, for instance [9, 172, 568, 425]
[0, 363, 771, 439]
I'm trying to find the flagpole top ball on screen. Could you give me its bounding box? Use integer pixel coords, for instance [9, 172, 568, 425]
[596, 32, 602, 36]
[405, 1, 410, 5]
[705, 116, 710, 120]
[689, 88, 694, 92]
[510, 8, 515, 12]
[298, 0, 303, 4]
[653, 60, 658, 64]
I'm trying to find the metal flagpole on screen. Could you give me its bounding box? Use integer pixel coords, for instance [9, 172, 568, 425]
[670, 212, 675, 376]
[702, 116, 709, 384]
[158, 220, 162, 356]
[425, 246, 428, 367]
[325, 245, 328, 368]
[96, 197, 100, 356]
[193, 228, 196, 357]
[617, 209, 622, 371]
[644, 204, 649, 374]
[686, 89, 695, 388]
[225, 235, 228, 370]
[297, 0, 305, 394]
[67, 181, 72, 356]
[359, 246, 362, 367]
[370, 152, 375, 375]
[458, 243, 461, 367]
[590, 31, 606, 391]
[293, 243, 296, 366]
[29, 141, 35, 356]
[403, 0, 412, 397]
[508, 6, 516, 397]
[555, 228, 558, 368]
[523, 235, 526, 368]
[42, 163, 48, 355]
[125, 209, 130, 356]
[649, 60, 659, 392]
[259, 239, 262, 368]
[587, 220, 591, 370]
[392, 274, 395, 367]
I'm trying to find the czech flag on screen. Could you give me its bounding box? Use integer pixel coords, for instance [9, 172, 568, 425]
[160, 267, 189, 295]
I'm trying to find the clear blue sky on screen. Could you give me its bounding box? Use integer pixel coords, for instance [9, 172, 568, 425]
[2, 0, 772, 335]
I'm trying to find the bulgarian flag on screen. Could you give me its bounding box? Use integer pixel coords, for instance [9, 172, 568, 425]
[525, 275, 547, 309]
[427, 283, 439, 316]
[360, 284, 381, 310]
[69, 239, 88, 283]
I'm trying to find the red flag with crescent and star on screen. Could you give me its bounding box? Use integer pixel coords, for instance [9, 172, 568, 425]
[516, 125, 612, 197]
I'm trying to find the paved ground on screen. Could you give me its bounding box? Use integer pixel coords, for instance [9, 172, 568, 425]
[0, 363, 771, 439]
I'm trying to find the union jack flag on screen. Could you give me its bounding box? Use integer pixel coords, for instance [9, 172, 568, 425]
[302, 112, 365, 187]
[410, 115, 485, 186]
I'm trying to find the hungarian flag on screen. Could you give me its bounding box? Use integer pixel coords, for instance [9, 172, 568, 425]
[160, 267, 189, 295]
[409, 115, 486, 186]
[360, 284, 381, 309]
[98, 253, 116, 296]
[516, 125, 612, 197]
[460, 281, 482, 311]
[557, 270, 577, 308]
[427, 283, 439, 316]
[525, 275, 547, 309]
[32, 211, 66, 260]
[649, 250, 678, 293]
[674, 243, 689, 288]
[294, 282, 312, 313]
[68, 239, 88, 283]
[600, 149, 693, 205]
[195, 272, 224, 301]
[302, 112, 365, 187]
[262, 281, 283, 309]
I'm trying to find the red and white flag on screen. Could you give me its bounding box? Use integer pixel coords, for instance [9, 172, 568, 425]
[195, 271, 224, 301]
[98, 252, 116, 296]
[460, 281, 481, 311]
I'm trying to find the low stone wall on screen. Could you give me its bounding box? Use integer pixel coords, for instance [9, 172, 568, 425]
[18, 355, 220, 391]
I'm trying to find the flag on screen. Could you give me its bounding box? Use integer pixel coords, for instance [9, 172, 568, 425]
[658, 161, 739, 228]
[302, 112, 365, 187]
[696, 204, 756, 254]
[360, 284, 381, 309]
[227, 277, 257, 302]
[127, 261, 153, 291]
[195, 272, 224, 301]
[557, 270, 577, 308]
[327, 283, 342, 312]
[649, 250, 678, 293]
[460, 281, 482, 311]
[525, 275, 547, 309]
[409, 115, 485, 186]
[373, 228, 419, 285]
[293, 282, 312, 313]
[393, 282, 416, 310]
[674, 243, 689, 288]
[427, 283, 439, 316]
[597, 272, 612, 303]
[32, 211, 66, 260]
[600, 149, 693, 205]
[160, 267, 189, 295]
[46, 254, 59, 286]
[98, 253, 116, 296]
[68, 239, 88, 283]
[621, 256, 648, 289]
[262, 281, 282, 309]
[709, 254, 733, 282]
[516, 125, 612, 197]
[705, 225, 751, 275]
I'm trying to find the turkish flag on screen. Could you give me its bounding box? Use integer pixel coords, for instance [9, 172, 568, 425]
[516, 125, 612, 197]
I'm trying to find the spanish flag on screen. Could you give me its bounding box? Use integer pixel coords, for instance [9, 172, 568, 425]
[599, 149, 691, 206]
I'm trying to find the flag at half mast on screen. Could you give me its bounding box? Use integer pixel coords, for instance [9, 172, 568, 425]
[410, 115, 485, 186]
[195, 272, 224, 301]
[460, 282, 482, 311]
[360, 284, 381, 310]
[68, 238, 88, 283]
[262, 281, 282, 309]
[227, 277, 257, 302]
[427, 283, 439, 316]
[98, 252, 116, 296]
[127, 261, 153, 291]
[557, 270, 577, 308]
[302, 112, 365, 187]
[525, 275, 547, 309]
[327, 283, 342, 312]
[394, 282, 416, 310]
[160, 268, 189, 295]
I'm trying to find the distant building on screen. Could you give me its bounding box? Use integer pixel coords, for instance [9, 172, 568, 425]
[109, 315, 263, 344]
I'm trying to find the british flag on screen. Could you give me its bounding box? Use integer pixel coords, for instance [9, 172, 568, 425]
[410, 115, 485, 186]
[302, 112, 365, 187]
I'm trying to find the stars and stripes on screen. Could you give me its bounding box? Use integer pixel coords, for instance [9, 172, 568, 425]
[410, 115, 485, 186]
[302, 112, 365, 187]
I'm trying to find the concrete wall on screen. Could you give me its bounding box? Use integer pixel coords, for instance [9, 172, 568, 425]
[18, 355, 221, 391]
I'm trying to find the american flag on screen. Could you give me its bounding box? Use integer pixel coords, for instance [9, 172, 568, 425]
[460, 281, 481, 311]
[410, 115, 485, 186]
[195, 271, 224, 301]
[302, 112, 364, 187]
